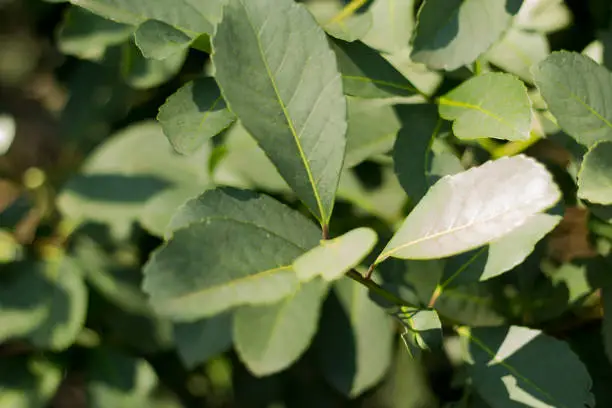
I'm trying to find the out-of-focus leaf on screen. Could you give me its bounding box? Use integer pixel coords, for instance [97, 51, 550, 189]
[157, 77, 236, 155]
[134, 19, 192, 60]
[514, 0, 572, 33]
[174, 312, 233, 369]
[486, 27, 549, 82]
[344, 97, 401, 168]
[234, 279, 327, 375]
[139, 185, 203, 238]
[436, 284, 506, 327]
[143, 188, 321, 321]
[57, 6, 133, 61]
[362, 0, 415, 53]
[461, 325, 594, 407]
[293, 227, 377, 282]
[0, 356, 62, 408]
[577, 141, 612, 204]
[375, 155, 561, 263]
[410, 0, 523, 71]
[438, 73, 532, 141]
[331, 39, 420, 98]
[0, 257, 88, 351]
[533, 51, 612, 146]
[212, 0, 347, 225]
[121, 41, 186, 89]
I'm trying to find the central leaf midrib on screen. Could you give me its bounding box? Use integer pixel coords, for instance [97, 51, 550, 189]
[438, 97, 525, 136]
[239, 0, 327, 222]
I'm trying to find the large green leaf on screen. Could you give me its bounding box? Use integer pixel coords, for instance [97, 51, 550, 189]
[68, 0, 223, 36]
[533, 51, 612, 146]
[331, 39, 419, 98]
[143, 188, 321, 321]
[174, 312, 233, 369]
[157, 77, 236, 155]
[306, 0, 372, 43]
[57, 6, 133, 61]
[212, 0, 347, 225]
[293, 227, 377, 282]
[234, 279, 327, 376]
[134, 19, 192, 60]
[0, 257, 88, 351]
[515, 0, 571, 33]
[0, 356, 62, 408]
[410, 0, 523, 70]
[460, 325, 593, 407]
[375, 155, 561, 263]
[121, 40, 186, 89]
[577, 141, 612, 204]
[438, 73, 532, 141]
[361, 0, 415, 54]
[318, 279, 394, 397]
[139, 185, 203, 238]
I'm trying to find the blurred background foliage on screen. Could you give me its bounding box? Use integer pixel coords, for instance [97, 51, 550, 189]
[0, 0, 612, 407]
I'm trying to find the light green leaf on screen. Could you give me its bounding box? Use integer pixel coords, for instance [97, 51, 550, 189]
[331, 39, 420, 98]
[577, 141, 612, 204]
[394, 307, 442, 356]
[344, 97, 401, 168]
[212, 0, 347, 225]
[375, 155, 561, 263]
[174, 312, 233, 369]
[0, 356, 62, 408]
[318, 279, 394, 397]
[157, 77, 236, 155]
[486, 27, 549, 82]
[293, 228, 377, 282]
[134, 19, 191, 60]
[122, 40, 187, 89]
[362, 0, 415, 53]
[139, 185, 203, 237]
[532, 51, 612, 146]
[143, 188, 321, 321]
[460, 325, 593, 408]
[515, 0, 572, 33]
[410, 0, 523, 71]
[438, 73, 532, 141]
[57, 6, 133, 61]
[69, 0, 223, 35]
[234, 279, 327, 376]
[306, 0, 372, 42]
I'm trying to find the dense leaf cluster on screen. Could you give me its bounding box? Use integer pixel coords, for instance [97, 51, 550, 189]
[1, 0, 612, 407]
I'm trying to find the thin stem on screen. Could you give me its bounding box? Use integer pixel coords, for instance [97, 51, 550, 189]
[492, 131, 541, 158]
[346, 269, 416, 308]
[326, 0, 368, 24]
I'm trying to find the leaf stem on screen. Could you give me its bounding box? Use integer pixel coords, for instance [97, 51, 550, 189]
[491, 131, 541, 158]
[326, 0, 368, 24]
[346, 269, 416, 308]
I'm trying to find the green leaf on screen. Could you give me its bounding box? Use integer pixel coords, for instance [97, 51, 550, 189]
[577, 141, 612, 204]
[134, 19, 192, 60]
[174, 312, 233, 369]
[331, 39, 419, 98]
[306, 0, 372, 42]
[68, 0, 223, 36]
[485, 27, 549, 83]
[234, 279, 327, 376]
[515, 0, 572, 33]
[157, 77, 236, 155]
[436, 284, 507, 327]
[410, 0, 523, 71]
[393, 307, 442, 356]
[0, 356, 62, 408]
[143, 188, 321, 321]
[344, 97, 401, 168]
[0, 257, 88, 351]
[375, 155, 561, 263]
[361, 0, 415, 53]
[293, 227, 378, 282]
[532, 51, 612, 146]
[212, 0, 347, 225]
[318, 279, 394, 397]
[438, 73, 532, 141]
[139, 185, 203, 238]
[121, 40, 186, 89]
[57, 6, 133, 61]
[460, 325, 593, 407]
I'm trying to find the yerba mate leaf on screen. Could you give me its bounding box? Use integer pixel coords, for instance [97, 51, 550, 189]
[293, 227, 377, 282]
[533, 52, 612, 146]
[461, 325, 593, 408]
[577, 141, 612, 204]
[410, 0, 523, 71]
[157, 77, 236, 155]
[438, 73, 532, 141]
[212, 0, 347, 225]
[375, 155, 561, 263]
[234, 279, 327, 375]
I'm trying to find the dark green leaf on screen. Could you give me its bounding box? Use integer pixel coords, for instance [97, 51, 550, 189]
[174, 312, 233, 369]
[410, 0, 523, 70]
[577, 141, 612, 204]
[157, 77, 236, 155]
[134, 19, 191, 60]
[121, 41, 186, 89]
[212, 0, 347, 225]
[0, 356, 62, 408]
